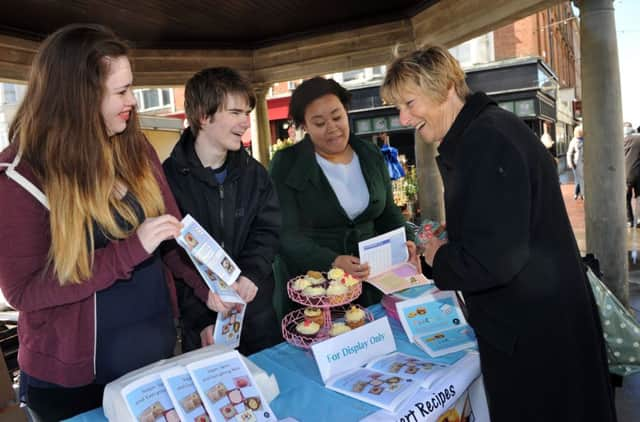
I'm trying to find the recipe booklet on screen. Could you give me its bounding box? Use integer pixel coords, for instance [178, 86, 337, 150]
[121, 372, 178, 422]
[326, 352, 449, 412]
[186, 350, 277, 422]
[177, 214, 241, 286]
[365, 352, 448, 389]
[358, 227, 430, 294]
[396, 291, 477, 357]
[160, 366, 210, 422]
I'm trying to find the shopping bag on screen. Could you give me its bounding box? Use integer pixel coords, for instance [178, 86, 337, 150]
[586, 268, 640, 376]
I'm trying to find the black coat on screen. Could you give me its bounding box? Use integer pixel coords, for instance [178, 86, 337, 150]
[432, 93, 616, 421]
[163, 128, 282, 355]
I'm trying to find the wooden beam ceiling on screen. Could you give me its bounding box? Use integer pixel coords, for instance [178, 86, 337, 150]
[0, 0, 565, 86]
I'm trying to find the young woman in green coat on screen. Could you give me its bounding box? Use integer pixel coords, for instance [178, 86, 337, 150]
[269, 77, 417, 319]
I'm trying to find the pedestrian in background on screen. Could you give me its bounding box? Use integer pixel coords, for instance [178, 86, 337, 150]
[624, 121, 640, 227]
[567, 125, 584, 200]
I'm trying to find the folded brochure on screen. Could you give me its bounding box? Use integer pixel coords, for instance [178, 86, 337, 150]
[177, 214, 241, 287]
[178, 215, 245, 349]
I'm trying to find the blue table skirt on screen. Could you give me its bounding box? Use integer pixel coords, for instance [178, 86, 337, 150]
[66, 304, 462, 421]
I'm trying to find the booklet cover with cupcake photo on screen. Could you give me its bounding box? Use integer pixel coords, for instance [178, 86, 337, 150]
[396, 291, 477, 357]
[160, 366, 210, 422]
[186, 350, 277, 422]
[121, 372, 179, 422]
[358, 227, 430, 295]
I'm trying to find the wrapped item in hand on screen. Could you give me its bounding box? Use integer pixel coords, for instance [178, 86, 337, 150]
[415, 219, 448, 252]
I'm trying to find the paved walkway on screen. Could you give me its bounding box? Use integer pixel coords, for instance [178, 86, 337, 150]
[559, 177, 639, 420]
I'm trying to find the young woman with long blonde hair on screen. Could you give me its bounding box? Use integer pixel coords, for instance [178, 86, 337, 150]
[0, 24, 213, 421]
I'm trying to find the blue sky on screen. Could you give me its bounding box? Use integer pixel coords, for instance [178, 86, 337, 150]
[573, 0, 639, 124]
[613, 0, 640, 125]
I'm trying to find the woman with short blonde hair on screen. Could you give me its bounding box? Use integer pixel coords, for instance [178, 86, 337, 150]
[381, 45, 470, 105]
[381, 45, 615, 422]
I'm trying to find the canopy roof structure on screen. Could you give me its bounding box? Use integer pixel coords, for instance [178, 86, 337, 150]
[0, 0, 633, 308]
[0, 0, 561, 85]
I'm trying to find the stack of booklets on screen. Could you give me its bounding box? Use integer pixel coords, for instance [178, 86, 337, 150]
[121, 350, 277, 422]
[396, 291, 477, 357]
[177, 215, 246, 349]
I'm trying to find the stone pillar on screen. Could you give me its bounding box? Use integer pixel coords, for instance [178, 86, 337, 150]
[415, 131, 444, 222]
[578, 0, 629, 306]
[250, 83, 272, 166]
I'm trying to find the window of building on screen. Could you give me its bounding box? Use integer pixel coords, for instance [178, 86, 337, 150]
[371, 65, 386, 76]
[2, 84, 17, 104]
[450, 43, 471, 66]
[134, 88, 173, 111]
[342, 70, 365, 83]
[515, 99, 536, 117]
[287, 81, 297, 90]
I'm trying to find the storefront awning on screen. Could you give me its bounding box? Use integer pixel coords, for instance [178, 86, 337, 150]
[267, 97, 291, 121]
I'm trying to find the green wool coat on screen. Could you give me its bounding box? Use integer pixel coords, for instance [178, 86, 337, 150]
[269, 133, 412, 319]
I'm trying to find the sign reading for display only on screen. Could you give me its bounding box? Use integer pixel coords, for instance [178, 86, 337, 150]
[311, 317, 396, 383]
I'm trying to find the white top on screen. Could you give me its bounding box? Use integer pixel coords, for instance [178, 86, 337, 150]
[315, 152, 370, 220]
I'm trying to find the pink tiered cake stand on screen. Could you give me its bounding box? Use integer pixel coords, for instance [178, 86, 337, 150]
[281, 273, 374, 349]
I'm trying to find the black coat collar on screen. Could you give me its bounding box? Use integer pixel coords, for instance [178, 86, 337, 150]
[169, 127, 245, 185]
[437, 92, 496, 166]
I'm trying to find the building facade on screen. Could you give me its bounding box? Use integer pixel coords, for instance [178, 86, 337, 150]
[0, 83, 27, 150]
[492, 1, 581, 160]
[316, 1, 581, 167]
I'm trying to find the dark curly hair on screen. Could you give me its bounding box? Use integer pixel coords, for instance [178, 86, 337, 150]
[288, 77, 351, 126]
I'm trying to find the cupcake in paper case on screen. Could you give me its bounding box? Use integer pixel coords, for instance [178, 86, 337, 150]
[327, 267, 345, 281]
[305, 270, 326, 285]
[303, 307, 324, 327]
[292, 277, 312, 291]
[326, 281, 349, 304]
[328, 322, 352, 337]
[301, 285, 326, 297]
[345, 305, 366, 329]
[341, 274, 360, 290]
[295, 319, 320, 338]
